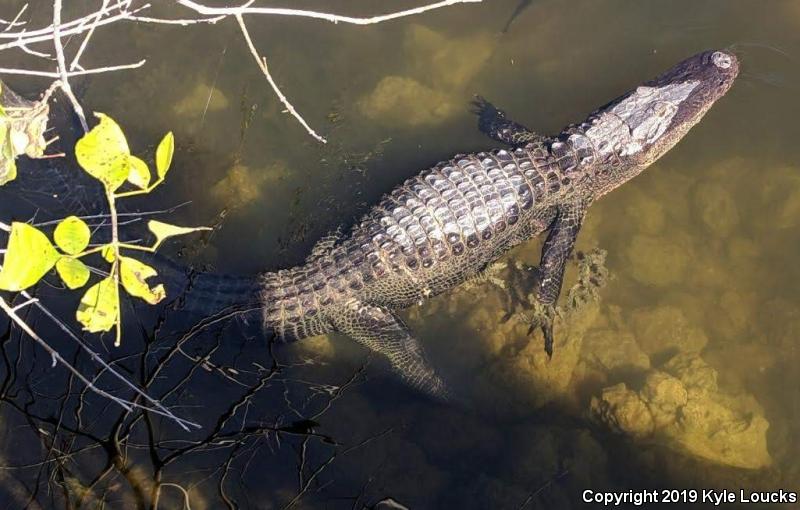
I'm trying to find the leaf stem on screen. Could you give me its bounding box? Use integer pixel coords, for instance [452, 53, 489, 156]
[118, 242, 156, 253]
[105, 187, 122, 347]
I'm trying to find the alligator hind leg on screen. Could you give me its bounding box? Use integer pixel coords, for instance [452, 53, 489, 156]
[471, 95, 546, 147]
[526, 199, 588, 357]
[331, 300, 449, 400]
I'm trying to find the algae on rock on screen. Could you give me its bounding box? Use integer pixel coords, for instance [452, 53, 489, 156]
[590, 352, 772, 470]
[357, 24, 495, 127]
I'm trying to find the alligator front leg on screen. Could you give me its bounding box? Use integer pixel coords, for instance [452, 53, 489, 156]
[472, 95, 546, 147]
[331, 300, 449, 400]
[529, 200, 588, 357]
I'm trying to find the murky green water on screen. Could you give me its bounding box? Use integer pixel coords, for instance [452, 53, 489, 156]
[0, 0, 799, 508]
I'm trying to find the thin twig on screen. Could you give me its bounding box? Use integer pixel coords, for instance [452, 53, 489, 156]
[70, 0, 111, 71]
[129, 14, 225, 26]
[0, 2, 149, 51]
[52, 0, 88, 132]
[177, 0, 482, 26]
[235, 14, 327, 144]
[17, 287, 201, 431]
[1, 3, 28, 32]
[157, 483, 193, 510]
[0, 295, 136, 412]
[0, 0, 136, 40]
[0, 61, 145, 77]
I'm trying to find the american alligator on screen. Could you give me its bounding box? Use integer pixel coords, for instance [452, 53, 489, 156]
[254, 50, 739, 398]
[5, 50, 740, 400]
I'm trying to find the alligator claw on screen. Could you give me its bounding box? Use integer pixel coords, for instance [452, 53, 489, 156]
[542, 319, 554, 358]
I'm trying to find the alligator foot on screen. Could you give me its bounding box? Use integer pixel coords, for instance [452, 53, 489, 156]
[470, 95, 545, 147]
[498, 260, 540, 322]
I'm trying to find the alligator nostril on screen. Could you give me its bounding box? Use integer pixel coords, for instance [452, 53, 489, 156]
[711, 51, 732, 69]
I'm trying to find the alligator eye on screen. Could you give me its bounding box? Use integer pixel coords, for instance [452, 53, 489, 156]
[711, 51, 732, 69]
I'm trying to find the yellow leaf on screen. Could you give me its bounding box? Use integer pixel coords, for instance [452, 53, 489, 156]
[0, 222, 59, 291]
[75, 113, 130, 191]
[155, 131, 174, 180]
[76, 277, 118, 332]
[0, 124, 16, 186]
[148, 220, 210, 249]
[0, 155, 16, 186]
[54, 216, 90, 255]
[56, 257, 90, 289]
[101, 244, 116, 262]
[126, 155, 151, 189]
[119, 256, 165, 305]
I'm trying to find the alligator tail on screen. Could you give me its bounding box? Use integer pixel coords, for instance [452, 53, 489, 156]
[136, 253, 264, 317]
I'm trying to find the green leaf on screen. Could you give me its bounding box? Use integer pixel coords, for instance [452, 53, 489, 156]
[56, 257, 90, 289]
[119, 256, 165, 305]
[155, 131, 174, 180]
[76, 277, 118, 332]
[54, 216, 90, 255]
[0, 222, 59, 291]
[148, 220, 211, 248]
[75, 113, 130, 191]
[126, 155, 151, 189]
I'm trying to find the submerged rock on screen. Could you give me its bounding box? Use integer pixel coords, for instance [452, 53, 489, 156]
[472, 249, 609, 411]
[591, 383, 655, 438]
[640, 371, 687, 428]
[357, 76, 456, 126]
[357, 24, 494, 127]
[624, 234, 691, 286]
[173, 82, 229, 117]
[590, 352, 772, 470]
[756, 165, 800, 230]
[403, 25, 494, 89]
[581, 329, 650, 374]
[474, 302, 595, 411]
[629, 306, 708, 358]
[210, 162, 288, 209]
[662, 351, 717, 392]
[624, 188, 666, 234]
[694, 182, 740, 237]
[673, 390, 771, 470]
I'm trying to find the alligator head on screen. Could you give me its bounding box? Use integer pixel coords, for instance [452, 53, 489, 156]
[586, 49, 739, 195]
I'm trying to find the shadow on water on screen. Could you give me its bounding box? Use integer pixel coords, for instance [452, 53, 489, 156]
[0, 0, 799, 508]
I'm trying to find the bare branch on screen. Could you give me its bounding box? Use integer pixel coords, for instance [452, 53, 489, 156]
[0, 2, 149, 51]
[235, 14, 327, 144]
[69, 0, 112, 71]
[0, 295, 135, 413]
[52, 0, 88, 132]
[18, 287, 201, 431]
[0, 60, 145, 77]
[129, 14, 226, 26]
[176, 0, 482, 26]
[0, 3, 28, 32]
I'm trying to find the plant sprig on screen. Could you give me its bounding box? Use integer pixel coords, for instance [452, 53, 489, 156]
[0, 113, 209, 346]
